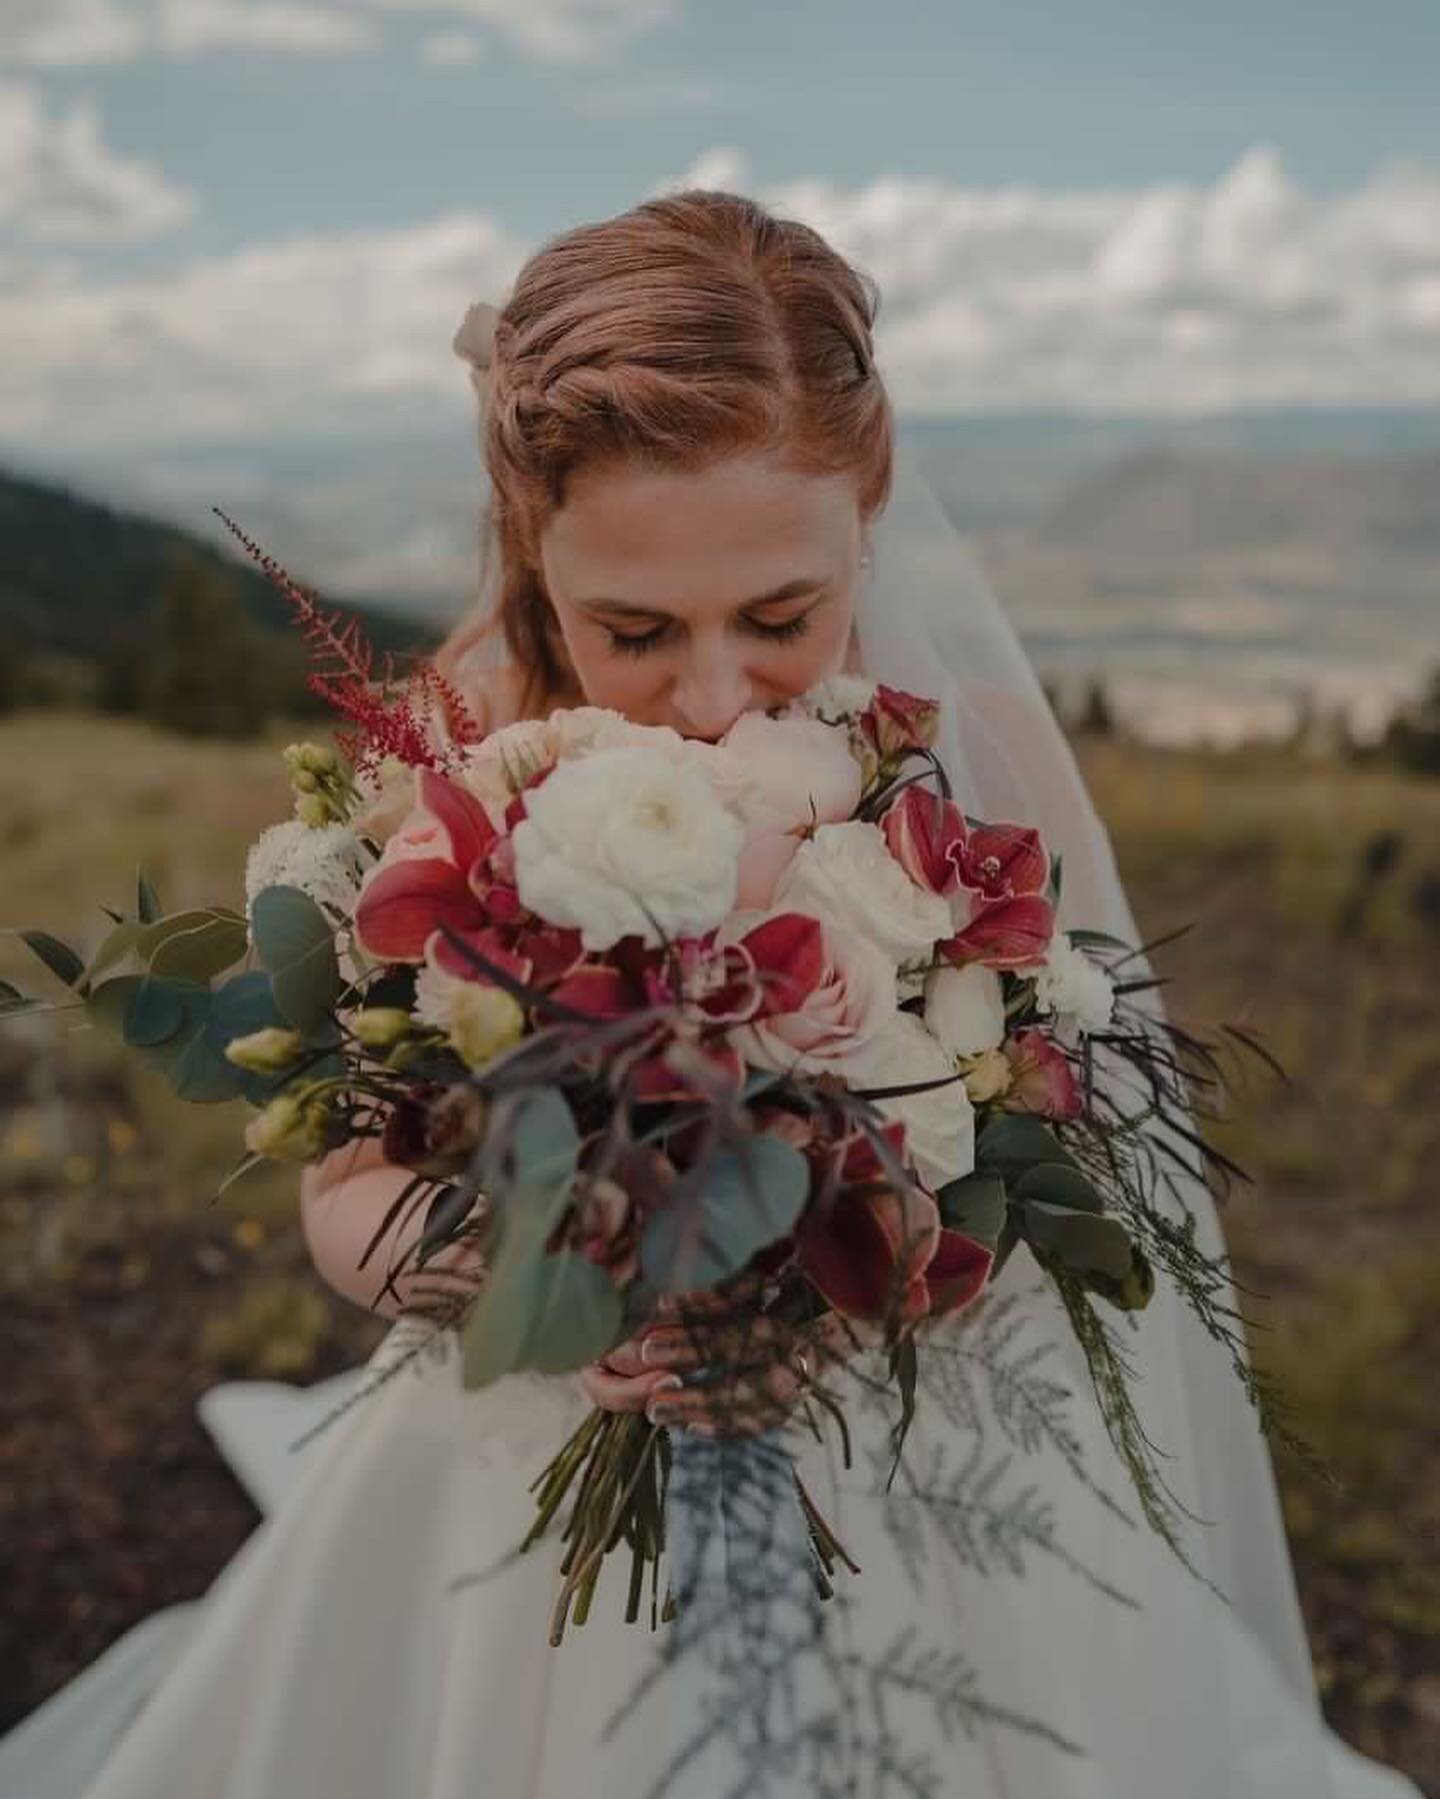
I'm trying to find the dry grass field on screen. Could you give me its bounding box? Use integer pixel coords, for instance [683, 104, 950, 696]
[1, 712, 1436, 1790]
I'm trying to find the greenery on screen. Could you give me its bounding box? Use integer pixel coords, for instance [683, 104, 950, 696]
[0, 465, 431, 737]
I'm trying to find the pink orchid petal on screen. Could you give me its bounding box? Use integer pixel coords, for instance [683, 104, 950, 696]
[960, 822, 1050, 900]
[417, 768, 498, 874]
[741, 911, 827, 1019]
[924, 1230, 995, 1317]
[942, 894, 1055, 970]
[355, 858, 482, 962]
[881, 786, 969, 896]
[429, 927, 533, 987]
[550, 964, 642, 1020]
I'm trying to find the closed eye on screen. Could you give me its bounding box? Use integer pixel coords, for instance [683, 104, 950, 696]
[606, 607, 818, 659]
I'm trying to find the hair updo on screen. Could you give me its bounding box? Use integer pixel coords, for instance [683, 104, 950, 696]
[437, 188, 896, 721]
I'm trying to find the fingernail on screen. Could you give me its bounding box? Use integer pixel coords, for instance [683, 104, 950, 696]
[644, 1377, 682, 1424]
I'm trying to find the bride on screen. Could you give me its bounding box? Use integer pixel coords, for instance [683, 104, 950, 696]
[0, 187, 1421, 1799]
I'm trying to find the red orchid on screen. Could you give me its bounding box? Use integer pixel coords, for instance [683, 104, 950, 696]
[354, 769, 583, 985]
[793, 1118, 994, 1326]
[1002, 1027, 1083, 1121]
[881, 786, 1055, 972]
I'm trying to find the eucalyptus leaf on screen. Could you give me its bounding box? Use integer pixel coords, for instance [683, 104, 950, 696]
[250, 885, 342, 1032]
[122, 977, 192, 1047]
[1017, 1198, 1134, 1280]
[84, 921, 145, 989]
[639, 1135, 809, 1294]
[462, 1244, 621, 1389]
[87, 976, 243, 1104]
[457, 1090, 587, 1388]
[136, 909, 249, 983]
[934, 1173, 1008, 1248]
[1012, 1161, 1106, 1215]
[976, 1113, 1077, 1180]
[504, 1086, 581, 1206]
[16, 930, 84, 990]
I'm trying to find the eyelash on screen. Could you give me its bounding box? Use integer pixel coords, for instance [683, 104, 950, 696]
[606, 612, 814, 659]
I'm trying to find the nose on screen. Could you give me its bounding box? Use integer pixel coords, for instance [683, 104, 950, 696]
[671, 650, 754, 741]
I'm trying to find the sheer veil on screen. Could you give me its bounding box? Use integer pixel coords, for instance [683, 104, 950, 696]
[447, 312, 1331, 1736]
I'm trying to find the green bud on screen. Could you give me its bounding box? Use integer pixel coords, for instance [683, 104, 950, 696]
[243, 1092, 334, 1163]
[351, 1007, 413, 1051]
[224, 1027, 305, 1073]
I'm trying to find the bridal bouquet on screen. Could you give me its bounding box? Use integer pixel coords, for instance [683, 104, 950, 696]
[6, 528, 1305, 1645]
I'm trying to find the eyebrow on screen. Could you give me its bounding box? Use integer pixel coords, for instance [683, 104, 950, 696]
[574, 578, 827, 620]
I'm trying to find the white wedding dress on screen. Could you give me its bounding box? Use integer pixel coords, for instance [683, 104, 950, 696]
[0, 451, 1423, 1798]
[0, 1243, 1422, 1798]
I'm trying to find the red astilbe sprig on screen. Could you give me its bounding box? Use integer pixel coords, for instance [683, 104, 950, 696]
[212, 508, 484, 775]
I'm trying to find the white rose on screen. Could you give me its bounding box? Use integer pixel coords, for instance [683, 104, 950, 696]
[776, 821, 952, 967]
[511, 745, 745, 951]
[841, 1012, 976, 1190]
[794, 674, 878, 721]
[456, 718, 556, 815]
[1032, 933, 1115, 1035]
[547, 707, 689, 762]
[923, 964, 1007, 1060]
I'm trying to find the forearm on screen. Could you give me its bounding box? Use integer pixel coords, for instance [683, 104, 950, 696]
[300, 1144, 483, 1321]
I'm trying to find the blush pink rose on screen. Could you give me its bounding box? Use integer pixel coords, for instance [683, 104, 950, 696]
[710, 712, 864, 908]
[721, 908, 896, 1074]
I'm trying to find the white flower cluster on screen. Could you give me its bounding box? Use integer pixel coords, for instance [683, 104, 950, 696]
[244, 821, 368, 921]
[1032, 933, 1115, 1035]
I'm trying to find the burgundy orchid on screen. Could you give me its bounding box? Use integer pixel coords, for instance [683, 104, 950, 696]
[881, 785, 1055, 972]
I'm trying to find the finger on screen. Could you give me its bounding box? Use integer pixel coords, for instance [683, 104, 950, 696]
[596, 1337, 650, 1379]
[581, 1365, 681, 1414]
[646, 1361, 805, 1433]
[639, 1314, 788, 1371]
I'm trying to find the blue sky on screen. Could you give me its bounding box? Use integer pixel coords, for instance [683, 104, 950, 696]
[29, 0, 1440, 271]
[3, 0, 1440, 607]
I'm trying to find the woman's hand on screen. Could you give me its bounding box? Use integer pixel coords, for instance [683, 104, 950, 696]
[579, 1278, 860, 1438]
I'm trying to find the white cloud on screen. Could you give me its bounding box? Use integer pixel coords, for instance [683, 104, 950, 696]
[0, 0, 144, 67]
[366, 0, 677, 66]
[0, 79, 195, 239]
[5, 143, 1440, 470]
[157, 0, 378, 55]
[662, 144, 1440, 415]
[0, 0, 674, 65]
[0, 209, 527, 447]
[417, 27, 487, 65]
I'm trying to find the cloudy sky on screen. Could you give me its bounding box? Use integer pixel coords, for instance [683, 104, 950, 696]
[4, 0, 1440, 599]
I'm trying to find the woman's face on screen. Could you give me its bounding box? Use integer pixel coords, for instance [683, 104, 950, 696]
[536, 450, 869, 740]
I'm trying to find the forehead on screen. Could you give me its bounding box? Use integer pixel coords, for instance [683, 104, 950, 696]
[539, 451, 860, 606]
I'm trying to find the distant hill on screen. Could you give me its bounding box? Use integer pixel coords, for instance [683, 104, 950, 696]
[1030, 446, 1440, 561]
[0, 466, 429, 666]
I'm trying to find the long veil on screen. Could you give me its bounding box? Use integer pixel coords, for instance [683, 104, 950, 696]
[861, 443, 1321, 1685]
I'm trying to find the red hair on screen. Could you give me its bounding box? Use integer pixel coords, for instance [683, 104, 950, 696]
[436, 188, 895, 724]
